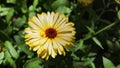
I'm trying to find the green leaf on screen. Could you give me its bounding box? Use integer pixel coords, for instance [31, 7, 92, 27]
[117, 10, 120, 20]
[6, 8, 14, 23]
[29, 5, 34, 11]
[0, 59, 3, 64]
[23, 57, 43, 68]
[106, 40, 114, 49]
[86, 26, 95, 33]
[91, 62, 96, 68]
[0, 7, 10, 16]
[14, 16, 26, 30]
[77, 39, 85, 51]
[56, 6, 71, 16]
[83, 33, 92, 40]
[79, 39, 84, 49]
[0, 11, 8, 16]
[0, 30, 11, 41]
[33, 0, 38, 8]
[84, 57, 95, 67]
[29, 11, 36, 18]
[4, 41, 19, 59]
[4, 49, 16, 68]
[7, 0, 16, 4]
[52, 0, 69, 9]
[28, 5, 36, 17]
[115, 41, 120, 49]
[103, 57, 115, 68]
[18, 44, 34, 58]
[0, 52, 4, 60]
[36, 7, 42, 12]
[71, 52, 80, 60]
[4, 26, 13, 36]
[14, 35, 23, 44]
[0, 6, 9, 12]
[0, 51, 4, 64]
[92, 37, 104, 49]
[116, 64, 120, 68]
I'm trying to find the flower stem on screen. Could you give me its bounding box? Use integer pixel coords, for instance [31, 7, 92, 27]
[84, 20, 119, 40]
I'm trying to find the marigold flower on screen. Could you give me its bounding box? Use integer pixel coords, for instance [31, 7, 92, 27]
[24, 12, 76, 60]
[78, 0, 94, 7]
[115, 0, 120, 4]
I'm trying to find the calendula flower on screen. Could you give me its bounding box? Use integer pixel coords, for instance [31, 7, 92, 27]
[115, 0, 120, 4]
[24, 12, 76, 60]
[78, 0, 94, 7]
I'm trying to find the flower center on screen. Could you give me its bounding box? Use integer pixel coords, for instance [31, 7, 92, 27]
[45, 28, 57, 39]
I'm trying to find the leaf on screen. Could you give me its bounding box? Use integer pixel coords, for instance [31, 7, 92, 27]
[73, 62, 84, 68]
[0, 30, 11, 41]
[0, 11, 8, 16]
[28, 5, 36, 18]
[106, 40, 114, 49]
[115, 41, 120, 49]
[6, 8, 14, 23]
[86, 26, 95, 33]
[4, 41, 19, 59]
[14, 16, 26, 30]
[83, 57, 95, 66]
[7, 0, 16, 4]
[0, 52, 4, 60]
[103, 57, 115, 68]
[33, 0, 38, 8]
[29, 5, 34, 11]
[79, 39, 84, 49]
[116, 64, 120, 68]
[0, 59, 3, 64]
[14, 35, 23, 44]
[83, 33, 92, 40]
[4, 49, 16, 68]
[71, 52, 80, 60]
[0, 51, 4, 64]
[23, 57, 43, 68]
[0, 6, 9, 12]
[0, 7, 10, 16]
[77, 39, 86, 51]
[18, 44, 34, 58]
[92, 37, 104, 49]
[56, 6, 71, 16]
[91, 62, 96, 68]
[117, 10, 120, 20]
[4, 26, 13, 36]
[52, 0, 69, 9]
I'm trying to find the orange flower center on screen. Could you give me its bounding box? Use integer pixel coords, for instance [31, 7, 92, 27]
[45, 28, 57, 39]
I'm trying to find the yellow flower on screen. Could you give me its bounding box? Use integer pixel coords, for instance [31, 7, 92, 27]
[115, 0, 120, 4]
[24, 12, 76, 60]
[78, 0, 94, 7]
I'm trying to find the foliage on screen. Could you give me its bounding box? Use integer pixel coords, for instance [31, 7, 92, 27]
[0, 0, 120, 68]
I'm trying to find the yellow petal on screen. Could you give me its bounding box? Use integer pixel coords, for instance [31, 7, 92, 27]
[33, 46, 40, 51]
[41, 52, 47, 59]
[51, 47, 57, 58]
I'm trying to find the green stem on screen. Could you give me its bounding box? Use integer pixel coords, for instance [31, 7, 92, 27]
[94, 22, 116, 35]
[83, 20, 119, 40]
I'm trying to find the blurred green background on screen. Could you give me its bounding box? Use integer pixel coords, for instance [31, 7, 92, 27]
[0, 0, 120, 68]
